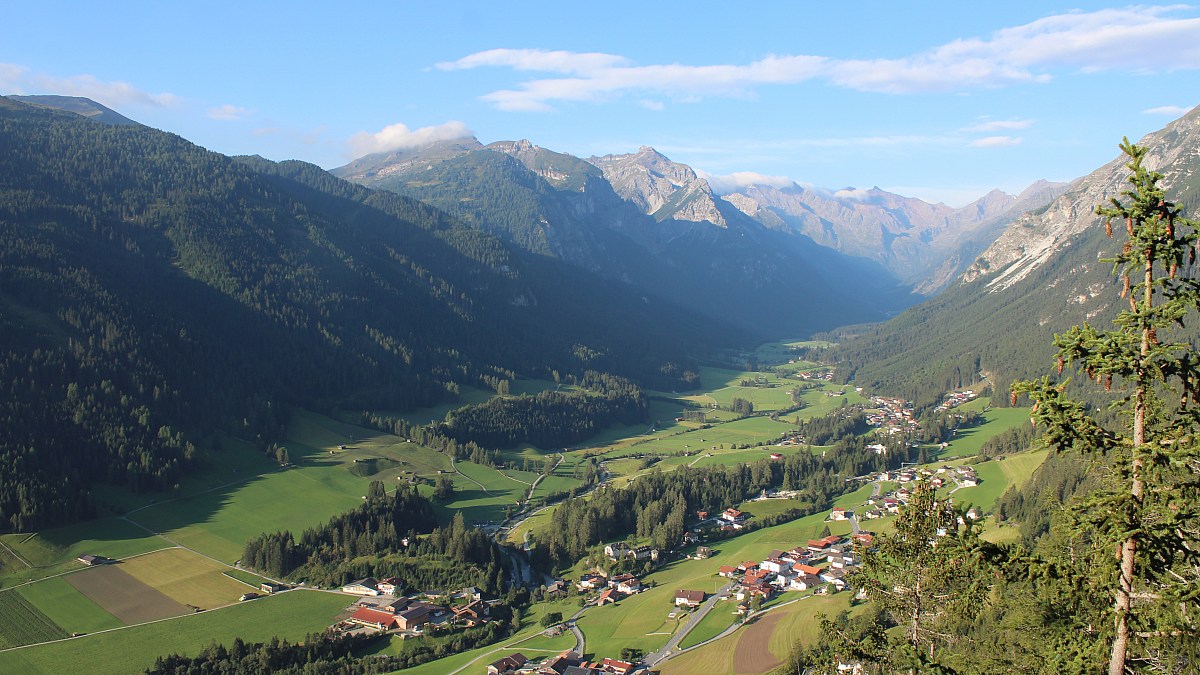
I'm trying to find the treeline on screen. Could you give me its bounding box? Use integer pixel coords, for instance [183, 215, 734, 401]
[533, 443, 891, 569]
[145, 625, 513, 675]
[795, 409, 870, 445]
[147, 633, 402, 675]
[438, 373, 647, 449]
[241, 482, 506, 593]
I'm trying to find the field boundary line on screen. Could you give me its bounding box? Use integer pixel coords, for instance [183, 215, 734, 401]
[0, 539, 32, 569]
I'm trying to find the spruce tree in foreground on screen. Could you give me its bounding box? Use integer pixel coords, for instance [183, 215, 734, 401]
[1014, 139, 1200, 674]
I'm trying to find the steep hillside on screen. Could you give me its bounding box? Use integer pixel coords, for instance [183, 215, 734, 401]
[831, 105, 1200, 407]
[0, 97, 737, 530]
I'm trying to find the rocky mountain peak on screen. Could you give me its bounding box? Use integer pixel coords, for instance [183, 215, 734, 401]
[587, 147, 725, 225]
[964, 104, 1200, 292]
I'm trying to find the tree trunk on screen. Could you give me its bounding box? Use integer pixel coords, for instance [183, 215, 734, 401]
[1108, 259, 1152, 675]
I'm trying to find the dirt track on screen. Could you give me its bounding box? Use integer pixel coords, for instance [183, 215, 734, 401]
[65, 564, 191, 624]
[733, 611, 784, 674]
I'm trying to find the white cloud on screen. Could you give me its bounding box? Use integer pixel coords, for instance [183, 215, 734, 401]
[346, 120, 474, 157]
[442, 6, 1200, 111]
[436, 49, 630, 74]
[970, 135, 1022, 148]
[702, 170, 796, 195]
[0, 62, 179, 108]
[834, 188, 881, 201]
[208, 104, 253, 121]
[1143, 104, 1192, 116]
[964, 118, 1034, 132]
[639, 99, 664, 111]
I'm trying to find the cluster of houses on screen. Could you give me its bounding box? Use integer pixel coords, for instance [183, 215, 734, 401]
[486, 651, 635, 675]
[335, 578, 491, 635]
[577, 569, 647, 606]
[855, 467, 981, 521]
[866, 396, 920, 435]
[795, 368, 834, 381]
[715, 533, 869, 604]
[935, 389, 979, 412]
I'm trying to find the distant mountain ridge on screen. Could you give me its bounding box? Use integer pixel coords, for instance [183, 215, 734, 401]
[337, 136, 1064, 302]
[335, 139, 918, 336]
[830, 104, 1200, 405]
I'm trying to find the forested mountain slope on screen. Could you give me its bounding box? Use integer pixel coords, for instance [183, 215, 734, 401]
[0, 97, 739, 531]
[831, 105, 1200, 408]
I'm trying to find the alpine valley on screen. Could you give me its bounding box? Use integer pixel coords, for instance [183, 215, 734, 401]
[0, 94, 1197, 675]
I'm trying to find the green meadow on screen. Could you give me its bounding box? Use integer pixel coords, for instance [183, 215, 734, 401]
[0, 590, 347, 675]
[16, 577, 123, 635]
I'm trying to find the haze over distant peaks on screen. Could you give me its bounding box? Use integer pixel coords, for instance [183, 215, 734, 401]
[6, 95, 139, 126]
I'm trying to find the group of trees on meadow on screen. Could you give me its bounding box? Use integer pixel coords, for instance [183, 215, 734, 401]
[241, 481, 507, 594]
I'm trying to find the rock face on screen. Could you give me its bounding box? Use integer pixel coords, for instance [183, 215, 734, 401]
[964, 104, 1200, 292]
[587, 146, 729, 226]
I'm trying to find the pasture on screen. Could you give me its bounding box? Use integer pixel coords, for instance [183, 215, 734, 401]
[0, 589, 347, 675]
[937, 403, 1030, 459]
[0, 518, 169, 588]
[17, 577, 122, 635]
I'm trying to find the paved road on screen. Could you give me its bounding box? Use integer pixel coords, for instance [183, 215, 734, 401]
[643, 581, 735, 667]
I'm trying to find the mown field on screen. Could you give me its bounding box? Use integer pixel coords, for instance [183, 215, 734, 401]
[17, 576, 122, 635]
[117, 548, 249, 609]
[0, 590, 348, 675]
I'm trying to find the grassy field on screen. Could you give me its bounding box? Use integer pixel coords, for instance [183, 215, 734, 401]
[657, 593, 855, 675]
[938, 404, 1030, 459]
[16, 577, 122, 635]
[952, 448, 1049, 514]
[117, 548, 249, 609]
[0, 590, 348, 674]
[677, 597, 739, 649]
[0, 591, 68, 649]
[0, 518, 171, 588]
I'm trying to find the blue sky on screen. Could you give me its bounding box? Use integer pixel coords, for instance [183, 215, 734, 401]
[3, 2, 1199, 206]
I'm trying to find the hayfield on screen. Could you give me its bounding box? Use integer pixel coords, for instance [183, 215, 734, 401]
[117, 548, 249, 609]
[0, 590, 67, 649]
[937, 404, 1030, 459]
[0, 589, 347, 675]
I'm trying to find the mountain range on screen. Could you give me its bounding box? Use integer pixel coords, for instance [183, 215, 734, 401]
[831, 103, 1200, 407]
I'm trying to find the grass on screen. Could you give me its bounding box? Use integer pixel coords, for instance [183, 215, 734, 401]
[0, 518, 171, 588]
[116, 548, 249, 610]
[953, 449, 1049, 514]
[937, 405, 1030, 459]
[16, 577, 123, 635]
[222, 568, 273, 589]
[0, 589, 348, 675]
[0, 590, 68, 649]
[439, 461, 528, 525]
[657, 594, 856, 675]
[676, 597, 738, 649]
[125, 411, 460, 563]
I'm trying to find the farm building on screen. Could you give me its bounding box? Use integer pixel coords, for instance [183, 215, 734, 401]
[487, 653, 527, 675]
[341, 578, 381, 596]
[674, 589, 705, 607]
[348, 607, 399, 631]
